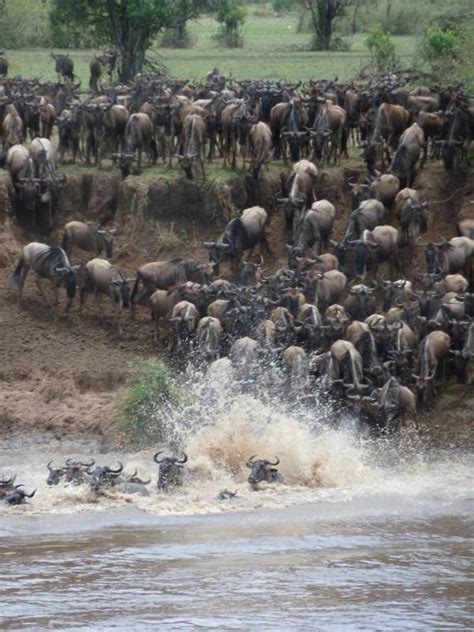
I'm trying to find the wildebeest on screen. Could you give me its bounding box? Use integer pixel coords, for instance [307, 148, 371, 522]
[413, 330, 451, 407]
[4, 487, 36, 506]
[278, 160, 318, 240]
[0, 50, 8, 77]
[394, 188, 427, 246]
[169, 300, 200, 349]
[10, 242, 80, 316]
[196, 316, 223, 361]
[62, 221, 117, 259]
[6, 143, 34, 180]
[248, 121, 272, 179]
[450, 320, 474, 384]
[80, 258, 135, 334]
[388, 122, 425, 187]
[2, 105, 24, 148]
[438, 104, 472, 171]
[246, 455, 282, 490]
[175, 112, 207, 180]
[89, 462, 124, 494]
[348, 225, 400, 279]
[307, 269, 347, 310]
[327, 339, 367, 392]
[46, 461, 66, 486]
[204, 206, 268, 273]
[422, 237, 474, 277]
[124, 112, 157, 169]
[29, 137, 56, 178]
[366, 377, 416, 430]
[361, 103, 410, 172]
[295, 200, 336, 255]
[342, 199, 386, 243]
[369, 174, 400, 209]
[130, 258, 212, 315]
[51, 53, 75, 80]
[308, 100, 347, 164]
[153, 451, 188, 490]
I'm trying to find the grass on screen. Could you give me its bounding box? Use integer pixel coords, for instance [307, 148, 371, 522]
[5, 14, 417, 84]
[120, 359, 182, 445]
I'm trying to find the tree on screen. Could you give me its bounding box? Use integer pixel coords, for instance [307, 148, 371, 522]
[50, 0, 210, 81]
[297, 0, 364, 50]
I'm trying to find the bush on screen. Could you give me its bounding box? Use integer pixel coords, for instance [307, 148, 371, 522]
[0, 0, 51, 48]
[120, 359, 182, 445]
[214, 1, 246, 48]
[366, 25, 400, 73]
[422, 25, 458, 61]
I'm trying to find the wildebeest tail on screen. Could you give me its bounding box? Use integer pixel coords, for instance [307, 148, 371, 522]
[10, 257, 24, 287]
[130, 273, 141, 304]
[61, 230, 68, 253]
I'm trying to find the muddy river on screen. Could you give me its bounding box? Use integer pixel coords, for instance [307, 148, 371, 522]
[1, 372, 472, 630]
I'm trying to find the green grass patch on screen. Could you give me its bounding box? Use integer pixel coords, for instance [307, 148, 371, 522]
[5, 15, 417, 84]
[120, 359, 183, 445]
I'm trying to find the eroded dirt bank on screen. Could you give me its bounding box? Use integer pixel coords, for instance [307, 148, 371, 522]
[0, 163, 472, 449]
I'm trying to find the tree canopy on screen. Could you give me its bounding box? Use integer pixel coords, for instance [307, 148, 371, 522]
[50, 0, 210, 80]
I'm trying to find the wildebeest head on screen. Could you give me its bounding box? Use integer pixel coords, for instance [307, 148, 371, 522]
[46, 461, 66, 486]
[154, 451, 188, 490]
[246, 455, 280, 489]
[109, 153, 136, 178]
[309, 127, 332, 161]
[88, 462, 124, 493]
[412, 371, 435, 407]
[439, 139, 463, 170]
[4, 486, 36, 506]
[347, 177, 371, 211]
[204, 240, 230, 272]
[421, 242, 439, 275]
[348, 239, 378, 278]
[55, 264, 80, 300]
[64, 458, 95, 484]
[281, 127, 308, 162]
[361, 141, 382, 172]
[0, 475, 17, 498]
[111, 270, 136, 310]
[96, 225, 118, 258]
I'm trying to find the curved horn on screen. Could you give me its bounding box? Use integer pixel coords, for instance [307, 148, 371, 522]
[246, 454, 258, 467]
[266, 457, 280, 466]
[176, 452, 188, 464]
[153, 451, 165, 464]
[25, 489, 37, 498]
[80, 460, 95, 468]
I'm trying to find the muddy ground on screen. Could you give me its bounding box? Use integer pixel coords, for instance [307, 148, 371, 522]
[0, 159, 472, 450]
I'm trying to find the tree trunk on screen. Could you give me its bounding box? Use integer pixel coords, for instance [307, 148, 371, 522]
[119, 46, 146, 82]
[317, 1, 334, 49]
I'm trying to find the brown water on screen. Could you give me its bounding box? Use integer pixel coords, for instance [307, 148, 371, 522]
[1, 371, 473, 630]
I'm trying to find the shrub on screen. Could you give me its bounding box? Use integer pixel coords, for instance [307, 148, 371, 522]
[366, 25, 400, 73]
[120, 359, 182, 445]
[422, 25, 458, 62]
[213, 1, 246, 48]
[0, 0, 51, 48]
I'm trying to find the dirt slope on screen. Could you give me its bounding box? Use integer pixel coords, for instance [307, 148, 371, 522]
[0, 163, 472, 448]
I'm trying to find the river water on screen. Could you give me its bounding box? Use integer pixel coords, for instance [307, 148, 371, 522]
[1, 368, 473, 630]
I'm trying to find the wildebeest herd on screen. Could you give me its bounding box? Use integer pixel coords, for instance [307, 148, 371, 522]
[1, 451, 284, 506]
[1, 59, 473, 507]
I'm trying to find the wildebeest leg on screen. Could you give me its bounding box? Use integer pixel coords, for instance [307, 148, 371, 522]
[200, 156, 206, 180]
[17, 264, 30, 305]
[94, 290, 103, 319]
[34, 275, 49, 305]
